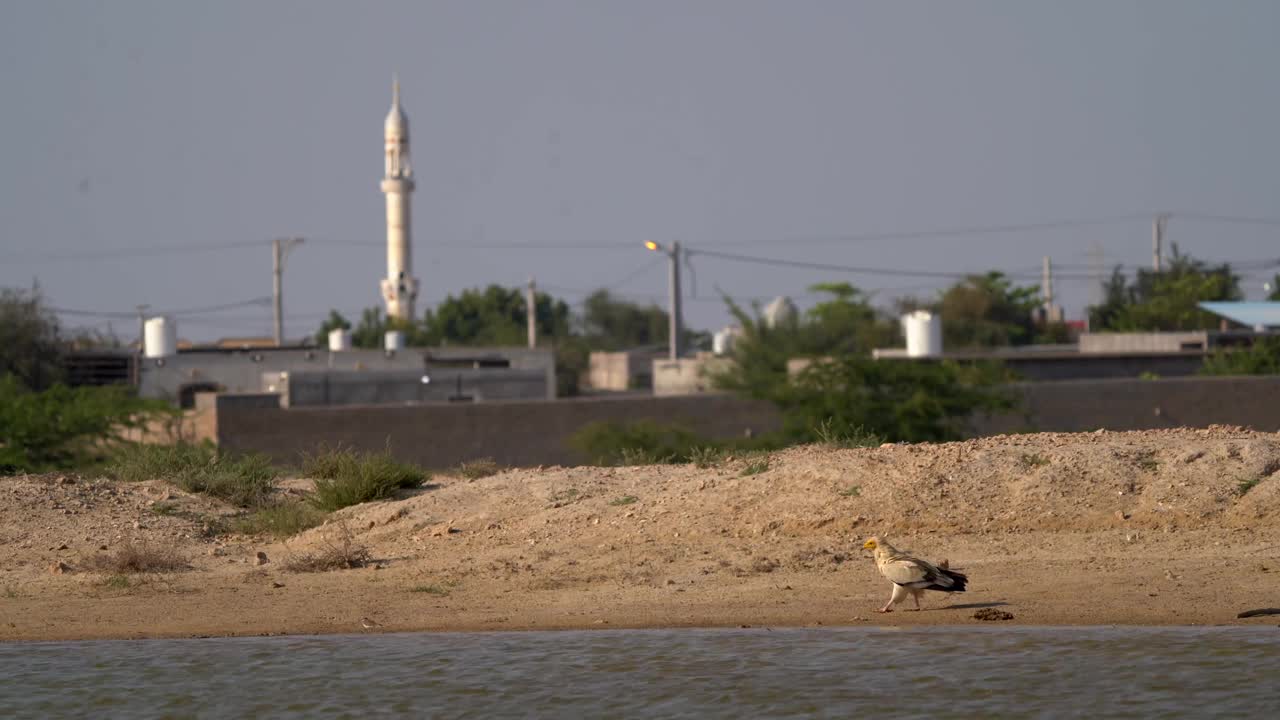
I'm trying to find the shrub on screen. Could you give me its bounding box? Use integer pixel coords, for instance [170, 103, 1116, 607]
[282, 523, 370, 572]
[107, 442, 217, 483]
[812, 418, 883, 449]
[457, 458, 502, 480]
[107, 442, 276, 508]
[233, 502, 325, 538]
[776, 357, 1013, 443]
[0, 375, 169, 473]
[304, 445, 427, 512]
[1201, 338, 1280, 376]
[570, 420, 709, 466]
[83, 541, 187, 574]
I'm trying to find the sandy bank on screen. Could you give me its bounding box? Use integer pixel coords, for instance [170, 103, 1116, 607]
[3, 427, 1280, 641]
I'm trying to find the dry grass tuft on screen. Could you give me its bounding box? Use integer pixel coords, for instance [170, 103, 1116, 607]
[282, 522, 371, 573]
[83, 541, 187, 574]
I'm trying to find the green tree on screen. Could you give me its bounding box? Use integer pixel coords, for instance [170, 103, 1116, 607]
[580, 290, 669, 350]
[1, 287, 64, 390]
[777, 355, 1012, 443]
[1088, 245, 1242, 331]
[935, 272, 1041, 348]
[0, 375, 169, 472]
[313, 310, 352, 346]
[422, 285, 571, 346]
[1200, 338, 1280, 376]
[713, 283, 900, 401]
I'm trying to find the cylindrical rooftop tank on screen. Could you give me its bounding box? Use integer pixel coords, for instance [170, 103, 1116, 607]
[763, 296, 798, 329]
[384, 330, 406, 352]
[903, 310, 943, 358]
[143, 316, 177, 358]
[328, 329, 352, 352]
[713, 327, 736, 356]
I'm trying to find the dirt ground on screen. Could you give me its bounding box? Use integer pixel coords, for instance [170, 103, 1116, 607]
[3, 426, 1280, 641]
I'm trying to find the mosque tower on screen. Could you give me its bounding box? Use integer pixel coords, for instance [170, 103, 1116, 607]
[380, 76, 418, 321]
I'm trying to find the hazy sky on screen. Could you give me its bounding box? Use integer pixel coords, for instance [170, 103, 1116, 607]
[3, 1, 1279, 342]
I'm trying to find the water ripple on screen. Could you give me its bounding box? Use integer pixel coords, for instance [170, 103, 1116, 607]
[1, 627, 1277, 719]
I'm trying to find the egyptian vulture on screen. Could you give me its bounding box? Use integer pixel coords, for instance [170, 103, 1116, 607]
[862, 536, 968, 612]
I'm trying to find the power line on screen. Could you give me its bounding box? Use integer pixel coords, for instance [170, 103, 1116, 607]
[49, 297, 273, 320]
[0, 240, 268, 264]
[685, 248, 1104, 281]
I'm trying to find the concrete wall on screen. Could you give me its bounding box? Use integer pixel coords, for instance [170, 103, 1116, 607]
[587, 351, 663, 391]
[974, 375, 1280, 434]
[209, 375, 1280, 469]
[1079, 332, 1210, 353]
[215, 394, 782, 469]
[793, 352, 1207, 381]
[266, 368, 549, 407]
[138, 346, 555, 406]
[653, 354, 734, 396]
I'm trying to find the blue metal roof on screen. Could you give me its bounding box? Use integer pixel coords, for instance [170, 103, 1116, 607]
[1198, 301, 1280, 328]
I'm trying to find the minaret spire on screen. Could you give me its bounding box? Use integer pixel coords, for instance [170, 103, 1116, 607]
[380, 76, 418, 321]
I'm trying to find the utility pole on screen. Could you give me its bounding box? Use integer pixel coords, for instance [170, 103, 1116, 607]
[644, 240, 685, 360]
[1042, 256, 1054, 310]
[1152, 214, 1168, 272]
[273, 237, 305, 347]
[526, 276, 537, 349]
[135, 303, 149, 353]
[670, 241, 683, 360]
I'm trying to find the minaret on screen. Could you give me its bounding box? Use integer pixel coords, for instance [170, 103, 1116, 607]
[380, 76, 418, 321]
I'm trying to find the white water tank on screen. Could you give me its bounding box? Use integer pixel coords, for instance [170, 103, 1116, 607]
[143, 316, 177, 358]
[713, 326, 738, 356]
[328, 329, 352, 352]
[763, 296, 798, 328]
[903, 310, 942, 358]
[384, 330, 405, 352]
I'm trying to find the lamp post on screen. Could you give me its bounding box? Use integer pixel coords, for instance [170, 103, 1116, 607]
[645, 240, 683, 360]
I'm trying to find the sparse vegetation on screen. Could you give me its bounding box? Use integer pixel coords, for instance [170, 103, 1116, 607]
[107, 442, 276, 508]
[282, 523, 371, 572]
[741, 456, 771, 476]
[689, 446, 726, 469]
[0, 375, 169, 473]
[839, 485, 861, 497]
[609, 495, 638, 506]
[150, 501, 180, 516]
[549, 488, 582, 507]
[813, 419, 883, 449]
[457, 458, 503, 480]
[1020, 453, 1050, 468]
[304, 445, 428, 512]
[1236, 477, 1261, 497]
[100, 574, 132, 590]
[1136, 451, 1159, 473]
[233, 502, 325, 538]
[410, 584, 451, 596]
[83, 541, 187, 574]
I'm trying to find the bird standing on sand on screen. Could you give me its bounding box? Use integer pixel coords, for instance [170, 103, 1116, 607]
[360, 617, 383, 630]
[862, 536, 967, 613]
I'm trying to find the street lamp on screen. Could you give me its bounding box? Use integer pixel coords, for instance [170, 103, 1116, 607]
[645, 240, 683, 360]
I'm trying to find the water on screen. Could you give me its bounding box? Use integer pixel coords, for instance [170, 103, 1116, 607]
[1, 627, 1277, 719]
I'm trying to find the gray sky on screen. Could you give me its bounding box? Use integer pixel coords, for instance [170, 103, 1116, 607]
[3, 0, 1279, 342]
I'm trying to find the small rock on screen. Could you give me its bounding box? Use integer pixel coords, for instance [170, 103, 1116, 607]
[973, 608, 1015, 621]
[271, 582, 285, 589]
[1114, 510, 1129, 521]
[132, 521, 142, 530]
[57, 543, 69, 551]
[254, 551, 269, 566]
[49, 562, 71, 575]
